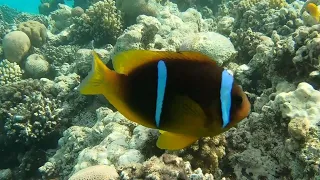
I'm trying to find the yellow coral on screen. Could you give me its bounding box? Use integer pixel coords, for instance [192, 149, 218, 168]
[239, 0, 287, 10]
[239, 0, 259, 10]
[269, 0, 288, 9]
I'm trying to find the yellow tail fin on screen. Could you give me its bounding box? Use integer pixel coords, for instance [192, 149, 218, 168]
[79, 51, 119, 95]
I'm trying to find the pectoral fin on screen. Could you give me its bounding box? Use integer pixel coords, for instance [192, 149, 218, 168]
[167, 95, 207, 132]
[156, 130, 198, 150]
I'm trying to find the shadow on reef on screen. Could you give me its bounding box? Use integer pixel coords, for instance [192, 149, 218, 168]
[0, 131, 60, 179]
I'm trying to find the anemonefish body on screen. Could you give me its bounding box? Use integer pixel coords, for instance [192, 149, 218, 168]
[306, 3, 320, 23]
[79, 50, 251, 150]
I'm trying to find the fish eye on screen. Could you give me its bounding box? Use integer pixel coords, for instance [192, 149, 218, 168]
[232, 95, 243, 106]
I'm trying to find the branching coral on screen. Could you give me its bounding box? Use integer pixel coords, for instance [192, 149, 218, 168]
[0, 79, 61, 145]
[292, 25, 320, 76]
[35, 44, 80, 66]
[70, 0, 123, 45]
[118, 154, 215, 179]
[169, 135, 226, 176]
[0, 59, 23, 85]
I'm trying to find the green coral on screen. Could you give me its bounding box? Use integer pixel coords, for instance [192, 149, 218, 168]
[0, 59, 23, 85]
[70, 0, 123, 45]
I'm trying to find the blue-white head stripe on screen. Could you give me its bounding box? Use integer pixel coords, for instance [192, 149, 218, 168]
[220, 69, 234, 128]
[155, 60, 167, 128]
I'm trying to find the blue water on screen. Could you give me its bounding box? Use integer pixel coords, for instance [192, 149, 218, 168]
[0, 0, 74, 14]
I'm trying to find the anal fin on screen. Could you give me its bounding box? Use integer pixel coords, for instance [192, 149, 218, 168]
[156, 130, 198, 150]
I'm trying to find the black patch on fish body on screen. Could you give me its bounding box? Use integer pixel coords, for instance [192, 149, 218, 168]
[124, 57, 225, 131]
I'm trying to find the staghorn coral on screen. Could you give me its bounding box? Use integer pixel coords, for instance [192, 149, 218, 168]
[0, 59, 23, 85]
[70, 0, 123, 45]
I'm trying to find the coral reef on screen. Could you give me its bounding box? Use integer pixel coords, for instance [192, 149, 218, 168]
[226, 82, 320, 179]
[179, 31, 238, 65]
[1, 0, 320, 179]
[24, 53, 50, 78]
[116, 0, 159, 26]
[18, 20, 48, 47]
[0, 5, 20, 23]
[2, 31, 31, 63]
[38, 107, 159, 179]
[69, 0, 123, 45]
[118, 154, 215, 179]
[49, 4, 73, 34]
[0, 59, 23, 85]
[69, 165, 119, 180]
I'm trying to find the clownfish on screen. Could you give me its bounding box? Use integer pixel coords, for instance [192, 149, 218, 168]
[79, 50, 251, 150]
[306, 3, 320, 23]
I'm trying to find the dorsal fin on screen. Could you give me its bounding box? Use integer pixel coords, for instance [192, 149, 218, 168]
[113, 50, 215, 75]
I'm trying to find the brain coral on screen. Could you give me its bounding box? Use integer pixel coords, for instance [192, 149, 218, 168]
[70, 0, 123, 45]
[25, 53, 50, 78]
[18, 20, 47, 47]
[69, 165, 119, 180]
[2, 31, 31, 63]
